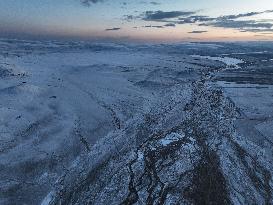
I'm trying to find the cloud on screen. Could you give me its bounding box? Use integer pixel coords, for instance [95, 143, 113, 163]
[188, 30, 208, 34]
[202, 20, 273, 30]
[142, 10, 196, 21]
[164, 23, 176, 27]
[105, 27, 121, 31]
[150, 2, 161, 5]
[135, 9, 273, 33]
[219, 12, 261, 20]
[124, 15, 134, 21]
[80, 0, 162, 6]
[219, 10, 273, 20]
[143, 23, 176, 28]
[240, 28, 273, 33]
[79, 0, 104, 6]
[124, 10, 196, 22]
[139, 1, 161, 5]
[178, 15, 216, 24]
[200, 10, 273, 32]
[143, 25, 164, 28]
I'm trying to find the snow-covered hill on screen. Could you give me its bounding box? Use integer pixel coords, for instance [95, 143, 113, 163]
[1, 39, 273, 205]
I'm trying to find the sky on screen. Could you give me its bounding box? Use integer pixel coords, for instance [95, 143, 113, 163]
[0, 0, 273, 42]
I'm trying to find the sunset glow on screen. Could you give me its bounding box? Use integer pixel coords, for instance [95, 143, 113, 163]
[1, 0, 273, 42]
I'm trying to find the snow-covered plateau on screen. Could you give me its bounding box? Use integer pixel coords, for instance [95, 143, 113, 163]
[1, 39, 273, 205]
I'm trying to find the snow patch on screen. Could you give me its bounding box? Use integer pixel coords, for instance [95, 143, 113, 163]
[159, 132, 185, 146]
[40, 191, 54, 205]
[137, 150, 144, 161]
[192, 55, 244, 69]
